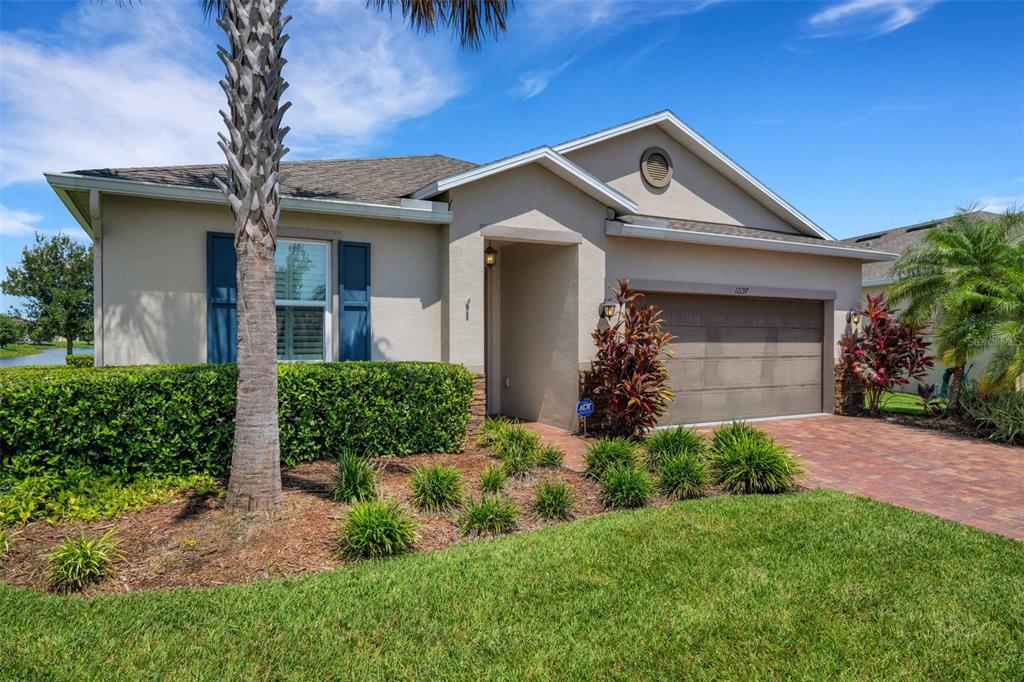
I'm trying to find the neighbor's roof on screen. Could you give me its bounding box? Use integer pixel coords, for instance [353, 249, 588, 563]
[68, 155, 477, 206]
[843, 211, 1002, 284]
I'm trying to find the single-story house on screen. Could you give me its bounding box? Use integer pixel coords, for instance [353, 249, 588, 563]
[844, 211, 1002, 392]
[46, 110, 895, 430]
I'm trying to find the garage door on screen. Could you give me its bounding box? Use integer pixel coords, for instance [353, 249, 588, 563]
[643, 293, 824, 425]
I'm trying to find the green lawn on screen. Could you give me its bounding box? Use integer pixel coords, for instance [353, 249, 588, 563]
[0, 341, 90, 359]
[3, 490, 1022, 680]
[870, 389, 946, 415]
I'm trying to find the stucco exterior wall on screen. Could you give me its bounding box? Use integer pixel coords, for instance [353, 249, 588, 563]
[98, 195, 442, 365]
[564, 127, 801, 234]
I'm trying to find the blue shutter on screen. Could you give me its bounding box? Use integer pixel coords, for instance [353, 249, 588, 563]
[207, 232, 237, 363]
[339, 241, 370, 361]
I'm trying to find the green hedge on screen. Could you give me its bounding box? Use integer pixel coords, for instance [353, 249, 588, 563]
[0, 362, 475, 481]
[65, 355, 93, 368]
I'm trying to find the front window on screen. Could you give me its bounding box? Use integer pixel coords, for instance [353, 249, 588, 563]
[275, 239, 328, 361]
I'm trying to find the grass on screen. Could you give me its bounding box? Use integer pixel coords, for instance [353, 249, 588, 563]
[2, 490, 1022, 679]
[873, 390, 948, 416]
[0, 341, 90, 359]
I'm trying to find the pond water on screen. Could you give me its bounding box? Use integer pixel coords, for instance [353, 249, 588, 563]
[0, 346, 94, 368]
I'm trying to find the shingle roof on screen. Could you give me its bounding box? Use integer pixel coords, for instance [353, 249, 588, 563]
[619, 215, 891, 253]
[69, 155, 477, 206]
[842, 211, 1002, 282]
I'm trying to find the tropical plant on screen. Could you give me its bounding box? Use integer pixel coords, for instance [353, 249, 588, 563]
[190, 0, 510, 514]
[598, 464, 654, 509]
[536, 444, 565, 468]
[331, 450, 377, 503]
[338, 499, 419, 559]
[47, 530, 121, 592]
[839, 293, 933, 415]
[583, 437, 641, 481]
[478, 464, 506, 495]
[891, 208, 1023, 409]
[459, 495, 518, 536]
[532, 479, 575, 520]
[1, 233, 92, 356]
[590, 279, 674, 437]
[916, 383, 944, 416]
[959, 383, 1024, 445]
[709, 427, 802, 494]
[658, 452, 709, 500]
[408, 465, 465, 511]
[644, 426, 706, 471]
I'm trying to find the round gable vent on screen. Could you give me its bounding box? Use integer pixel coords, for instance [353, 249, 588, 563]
[640, 147, 672, 188]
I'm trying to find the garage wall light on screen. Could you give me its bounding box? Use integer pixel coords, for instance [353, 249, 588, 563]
[600, 298, 617, 319]
[847, 309, 862, 326]
[484, 245, 497, 268]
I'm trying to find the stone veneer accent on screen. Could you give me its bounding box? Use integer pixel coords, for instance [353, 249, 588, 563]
[466, 373, 487, 443]
[833, 362, 864, 415]
[577, 368, 610, 435]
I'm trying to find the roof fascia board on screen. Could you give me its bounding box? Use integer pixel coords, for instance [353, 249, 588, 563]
[44, 172, 454, 224]
[554, 111, 834, 241]
[863, 277, 896, 287]
[605, 219, 897, 262]
[410, 147, 639, 214]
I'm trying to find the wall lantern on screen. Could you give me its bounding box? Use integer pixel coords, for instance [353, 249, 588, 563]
[484, 245, 498, 268]
[600, 298, 617, 319]
[847, 309, 862, 326]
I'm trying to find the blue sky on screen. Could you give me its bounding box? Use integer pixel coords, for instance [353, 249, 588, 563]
[1, 0, 1022, 312]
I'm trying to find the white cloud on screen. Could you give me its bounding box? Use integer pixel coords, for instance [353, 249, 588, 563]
[807, 0, 937, 38]
[0, 1, 463, 185]
[518, 0, 722, 46]
[513, 58, 575, 100]
[0, 204, 43, 237]
[977, 195, 1023, 214]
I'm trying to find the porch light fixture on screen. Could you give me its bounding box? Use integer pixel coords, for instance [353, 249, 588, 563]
[600, 298, 617, 319]
[848, 309, 862, 326]
[484, 245, 498, 268]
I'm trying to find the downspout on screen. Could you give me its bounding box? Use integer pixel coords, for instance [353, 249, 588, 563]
[89, 190, 103, 367]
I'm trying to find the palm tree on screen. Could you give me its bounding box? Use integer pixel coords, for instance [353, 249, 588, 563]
[890, 208, 1023, 412]
[198, 0, 509, 513]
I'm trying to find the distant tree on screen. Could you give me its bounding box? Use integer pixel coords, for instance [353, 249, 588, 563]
[1, 233, 93, 356]
[0, 315, 20, 348]
[839, 293, 933, 415]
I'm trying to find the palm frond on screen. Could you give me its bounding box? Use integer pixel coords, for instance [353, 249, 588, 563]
[368, 0, 510, 48]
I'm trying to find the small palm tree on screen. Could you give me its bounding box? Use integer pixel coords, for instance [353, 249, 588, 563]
[891, 208, 1023, 411]
[197, 0, 509, 514]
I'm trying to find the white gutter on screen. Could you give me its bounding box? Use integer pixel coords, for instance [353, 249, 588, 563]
[44, 172, 454, 224]
[606, 220, 898, 262]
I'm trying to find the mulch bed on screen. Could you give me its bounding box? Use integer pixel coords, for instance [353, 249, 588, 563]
[853, 411, 998, 442]
[0, 445, 690, 595]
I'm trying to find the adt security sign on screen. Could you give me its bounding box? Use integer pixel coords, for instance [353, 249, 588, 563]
[576, 398, 594, 417]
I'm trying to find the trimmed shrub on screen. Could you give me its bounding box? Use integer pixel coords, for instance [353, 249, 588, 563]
[584, 437, 641, 481]
[479, 464, 506, 495]
[709, 427, 802, 494]
[331, 450, 377, 503]
[460, 495, 518, 536]
[960, 384, 1024, 445]
[599, 464, 654, 509]
[0, 362, 475, 482]
[532, 479, 575, 520]
[47, 530, 120, 592]
[658, 452, 708, 500]
[536, 444, 565, 469]
[65, 355, 93, 368]
[408, 465, 465, 512]
[339, 499, 419, 559]
[644, 426, 706, 470]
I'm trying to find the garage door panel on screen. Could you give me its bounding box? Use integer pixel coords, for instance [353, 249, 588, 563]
[643, 292, 824, 424]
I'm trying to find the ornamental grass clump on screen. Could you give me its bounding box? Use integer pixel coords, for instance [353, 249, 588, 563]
[338, 499, 419, 559]
[532, 479, 575, 520]
[709, 425, 803, 494]
[644, 426, 707, 470]
[598, 464, 654, 509]
[478, 464, 507, 495]
[331, 450, 377, 503]
[408, 465, 465, 512]
[658, 452, 709, 500]
[47, 530, 120, 593]
[536, 444, 565, 468]
[584, 437, 641, 481]
[497, 426, 542, 477]
[0, 527, 13, 560]
[460, 495, 518, 536]
[477, 416, 515, 448]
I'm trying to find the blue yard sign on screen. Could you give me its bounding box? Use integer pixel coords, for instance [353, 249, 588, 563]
[577, 398, 594, 417]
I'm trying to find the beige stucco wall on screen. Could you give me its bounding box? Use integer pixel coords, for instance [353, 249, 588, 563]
[98, 195, 442, 365]
[564, 127, 801, 234]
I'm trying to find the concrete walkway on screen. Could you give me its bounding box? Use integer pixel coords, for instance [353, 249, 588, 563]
[523, 415, 1024, 540]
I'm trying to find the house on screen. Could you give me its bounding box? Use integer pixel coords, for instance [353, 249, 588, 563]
[45, 110, 895, 429]
[844, 211, 1001, 392]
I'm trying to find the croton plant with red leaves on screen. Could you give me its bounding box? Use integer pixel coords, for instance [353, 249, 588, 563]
[590, 279, 674, 437]
[839, 293, 934, 415]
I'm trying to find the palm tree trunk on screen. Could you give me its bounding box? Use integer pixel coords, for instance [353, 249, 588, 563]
[214, 0, 291, 514]
[945, 364, 965, 416]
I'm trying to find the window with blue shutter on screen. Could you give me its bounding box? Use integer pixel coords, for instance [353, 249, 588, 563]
[206, 232, 237, 363]
[339, 241, 371, 361]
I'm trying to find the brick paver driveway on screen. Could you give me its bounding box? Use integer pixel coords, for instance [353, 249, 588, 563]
[758, 415, 1023, 540]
